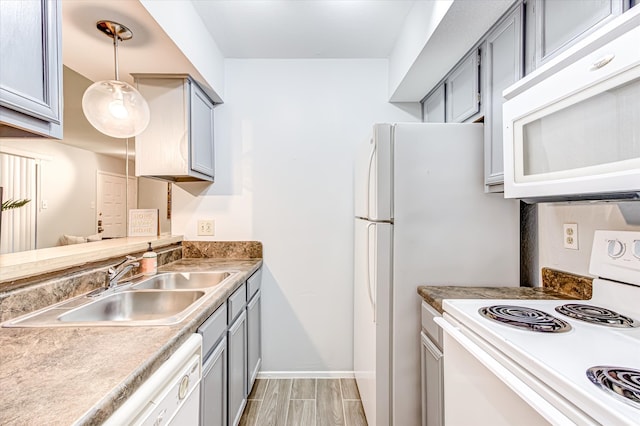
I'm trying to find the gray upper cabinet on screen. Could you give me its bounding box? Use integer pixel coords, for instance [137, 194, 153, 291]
[525, 0, 624, 73]
[133, 74, 215, 182]
[0, 0, 62, 138]
[445, 50, 481, 123]
[190, 82, 215, 178]
[423, 84, 446, 123]
[483, 5, 523, 191]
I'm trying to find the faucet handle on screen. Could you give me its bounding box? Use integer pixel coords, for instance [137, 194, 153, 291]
[107, 255, 138, 276]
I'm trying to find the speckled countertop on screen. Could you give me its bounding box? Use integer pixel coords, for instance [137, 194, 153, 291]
[0, 258, 261, 426]
[417, 286, 575, 314]
[418, 268, 592, 313]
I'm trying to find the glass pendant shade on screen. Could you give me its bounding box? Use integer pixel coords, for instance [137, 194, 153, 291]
[82, 80, 150, 138]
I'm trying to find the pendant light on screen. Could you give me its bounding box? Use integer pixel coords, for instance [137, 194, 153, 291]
[82, 20, 150, 138]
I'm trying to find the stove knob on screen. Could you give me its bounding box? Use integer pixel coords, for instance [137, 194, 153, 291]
[633, 240, 640, 259]
[607, 239, 625, 258]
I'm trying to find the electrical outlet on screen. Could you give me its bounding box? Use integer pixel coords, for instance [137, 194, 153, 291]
[563, 223, 578, 250]
[197, 219, 215, 236]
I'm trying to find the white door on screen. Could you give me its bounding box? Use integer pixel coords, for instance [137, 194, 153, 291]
[97, 172, 127, 238]
[354, 218, 392, 426]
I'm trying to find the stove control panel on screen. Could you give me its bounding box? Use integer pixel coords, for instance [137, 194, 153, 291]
[590, 230, 640, 286]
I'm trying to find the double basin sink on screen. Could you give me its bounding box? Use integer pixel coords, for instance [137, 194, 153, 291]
[3, 271, 238, 327]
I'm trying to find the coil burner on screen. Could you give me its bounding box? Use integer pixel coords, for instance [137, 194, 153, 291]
[587, 366, 640, 408]
[479, 305, 571, 333]
[555, 303, 639, 328]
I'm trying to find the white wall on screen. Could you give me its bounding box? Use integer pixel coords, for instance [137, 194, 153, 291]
[538, 203, 640, 279]
[172, 59, 420, 372]
[140, 0, 225, 102]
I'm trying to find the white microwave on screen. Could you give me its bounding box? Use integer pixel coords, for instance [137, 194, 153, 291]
[503, 8, 640, 203]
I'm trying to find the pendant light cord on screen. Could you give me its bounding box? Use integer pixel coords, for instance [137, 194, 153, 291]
[113, 30, 120, 81]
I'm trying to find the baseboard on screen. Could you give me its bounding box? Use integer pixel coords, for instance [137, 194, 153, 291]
[256, 371, 355, 379]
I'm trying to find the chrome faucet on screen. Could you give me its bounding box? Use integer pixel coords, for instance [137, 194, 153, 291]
[105, 256, 140, 289]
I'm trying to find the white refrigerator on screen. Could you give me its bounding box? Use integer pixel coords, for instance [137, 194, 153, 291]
[353, 123, 520, 426]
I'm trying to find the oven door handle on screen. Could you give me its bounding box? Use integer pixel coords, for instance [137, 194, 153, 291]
[435, 317, 577, 426]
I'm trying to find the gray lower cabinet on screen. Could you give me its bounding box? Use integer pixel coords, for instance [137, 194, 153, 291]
[525, 0, 624, 73]
[201, 336, 227, 426]
[445, 50, 481, 123]
[198, 268, 262, 426]
[199, 302, 228, 426]
[421, 332, 443, 426]
[246, 290, 262, 392]
[0, 0, 62, 138]
[483, 5, 523, 192]
[423, 84, 446, 123]
[228, 309, 247, 426]
[421, 302, 443, 426]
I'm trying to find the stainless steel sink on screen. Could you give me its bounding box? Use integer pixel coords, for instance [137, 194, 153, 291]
[132, 272, 232, 290]
[2, 270, 239, 328]
[58, 290, 205, 323]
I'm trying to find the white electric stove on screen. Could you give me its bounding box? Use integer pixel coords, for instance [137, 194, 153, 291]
[437, 230, 640, 426]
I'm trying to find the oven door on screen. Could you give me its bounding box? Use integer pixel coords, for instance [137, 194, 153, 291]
[435, 315, 598, 426]
[503, 18, 640, 202]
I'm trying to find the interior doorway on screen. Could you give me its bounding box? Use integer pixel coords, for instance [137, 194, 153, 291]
[96, 171, 137, 238]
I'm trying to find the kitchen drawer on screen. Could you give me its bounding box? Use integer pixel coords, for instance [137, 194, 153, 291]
[198, 304, 227, 358]
[421, 302, 443, 349]
[228, 283, 247, 323]
[247, 269, 262, 300]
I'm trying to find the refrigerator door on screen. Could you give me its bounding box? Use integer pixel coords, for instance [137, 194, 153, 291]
[390, 123, 520, 426]
[354, 124, 392, 221]
[353, 218, 392, 426]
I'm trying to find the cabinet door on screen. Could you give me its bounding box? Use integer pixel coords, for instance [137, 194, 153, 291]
[527, 0, 623, 70]
[0, 0, 62, 138]
[228, 310, 247, 426]
[423, 84, 445, 123]
[246, 290, 262, 394]
[483, 5, 523, 191]
[190, 81, 215, 179]
[445, 51, 480, 123]
[420, 332, 443, 426]
[202, 337, 227, 426]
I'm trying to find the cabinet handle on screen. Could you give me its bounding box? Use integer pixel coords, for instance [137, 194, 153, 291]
[366, 222, 376, 323]
[178, 374, 190, 400]
[589, 53, 615, 71]
[365, 139, 376, 219]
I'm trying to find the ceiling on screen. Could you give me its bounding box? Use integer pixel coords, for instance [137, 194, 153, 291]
[190, 0, 416, 58]
[62, 0, 198, 86]
[63, 0, 417, 87]
[59, 0, 418, 156]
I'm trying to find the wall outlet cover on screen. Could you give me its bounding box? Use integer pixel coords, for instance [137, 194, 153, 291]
[197, 219, 215, 236]
[563, 223, 578, 250]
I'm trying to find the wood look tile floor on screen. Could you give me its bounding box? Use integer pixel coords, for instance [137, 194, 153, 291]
[239, 378, 368, 426]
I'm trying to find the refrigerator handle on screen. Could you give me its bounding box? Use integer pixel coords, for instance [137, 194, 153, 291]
[365, 139, 376, 220]
[366, 222, 377, 324]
